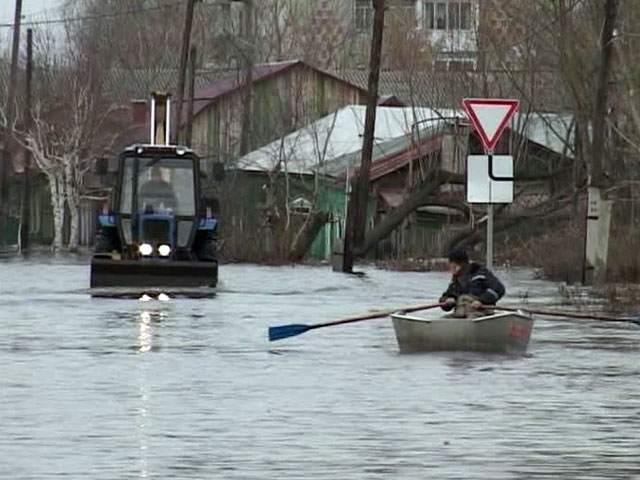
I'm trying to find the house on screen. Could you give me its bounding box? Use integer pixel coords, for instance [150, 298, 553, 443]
[235, 105, 464, 260]
[236, 104, 576, 261]
[366, 111, 576, 256]
[185, 60, 368, 167]
[103, 60, 370, 166]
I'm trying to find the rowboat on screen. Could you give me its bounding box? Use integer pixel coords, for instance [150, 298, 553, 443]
[390, 310, 534, 354]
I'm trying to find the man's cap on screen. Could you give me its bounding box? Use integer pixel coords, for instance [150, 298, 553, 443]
[447, 250, 469, 264]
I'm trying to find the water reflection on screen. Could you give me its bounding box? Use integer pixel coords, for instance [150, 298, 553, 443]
[137, 383, 150, 479]
[138, 311, 153, 353]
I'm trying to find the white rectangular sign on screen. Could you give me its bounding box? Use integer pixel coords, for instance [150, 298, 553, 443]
[467, 155, 513, 204]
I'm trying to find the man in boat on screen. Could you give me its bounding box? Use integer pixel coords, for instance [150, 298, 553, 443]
[439, 250, 505, 318]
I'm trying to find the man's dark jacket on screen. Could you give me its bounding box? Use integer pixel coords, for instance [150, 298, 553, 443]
[439, 263, 505, 311]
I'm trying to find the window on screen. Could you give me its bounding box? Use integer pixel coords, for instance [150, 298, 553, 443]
[435, 3, 446, 29]
[433, 58, 476, 71]
[137, 158, 196, 216]
[460, 2, 471, 29]
[354, 0, 373, 32]
[448, 2, 459, 30]
[423, 1, 434, 28]
[291, 196, 312, 215]
[120, 158, 134, 215]
[423, 1, 472, 31]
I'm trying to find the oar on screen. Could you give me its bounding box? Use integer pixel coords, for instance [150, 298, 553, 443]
[268, 302, 443, 342]
[493, 305, 640, 325]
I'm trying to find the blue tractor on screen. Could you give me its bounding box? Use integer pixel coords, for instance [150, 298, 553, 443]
[90, 94, 219, 295]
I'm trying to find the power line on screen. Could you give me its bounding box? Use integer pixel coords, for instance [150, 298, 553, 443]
[0, 2, 183, 29]
[21, 5, 64, 19]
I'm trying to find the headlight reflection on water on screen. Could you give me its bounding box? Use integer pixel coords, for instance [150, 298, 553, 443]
[138, 311, 152, 353]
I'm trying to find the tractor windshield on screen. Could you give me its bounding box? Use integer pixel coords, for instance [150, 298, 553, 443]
[120, 157, 196, 216]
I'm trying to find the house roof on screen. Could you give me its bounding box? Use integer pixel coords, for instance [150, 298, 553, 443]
[512, 113, 575, 158]
[104, 60, 368, 113]
[188, 60, 368, 120]
[236, 105, 461, 178]
[334, 69, 571, 113]
[189, 60, 300, 118]
[103, 67, 231, 104]
[367, 133, 447, 181]
[377, 95, 406, 107]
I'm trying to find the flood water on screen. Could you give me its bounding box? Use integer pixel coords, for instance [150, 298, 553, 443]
[1, 257, 639, 479]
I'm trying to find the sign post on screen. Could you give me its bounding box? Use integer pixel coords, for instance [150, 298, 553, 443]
[462, 99, 519, 269]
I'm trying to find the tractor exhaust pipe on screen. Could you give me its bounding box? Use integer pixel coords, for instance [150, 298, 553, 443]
[150, 92, 171, 146]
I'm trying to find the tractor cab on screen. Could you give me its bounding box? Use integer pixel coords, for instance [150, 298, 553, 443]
[90, 93, 219, 296]
[116, 146, 200, 260]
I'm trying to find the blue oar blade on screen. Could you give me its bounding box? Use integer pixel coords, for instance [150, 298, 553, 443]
[268, 324, 311, 342]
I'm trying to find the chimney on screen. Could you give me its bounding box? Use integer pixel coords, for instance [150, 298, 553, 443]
[131, 99, 148, 125]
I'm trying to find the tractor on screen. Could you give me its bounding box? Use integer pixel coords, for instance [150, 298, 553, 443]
[90, 93, 219, 295]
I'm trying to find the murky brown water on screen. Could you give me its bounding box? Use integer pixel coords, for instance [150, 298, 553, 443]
[1, 257, 639, 479]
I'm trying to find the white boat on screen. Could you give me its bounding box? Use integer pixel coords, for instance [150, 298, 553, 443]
[390, 310, 534, 354]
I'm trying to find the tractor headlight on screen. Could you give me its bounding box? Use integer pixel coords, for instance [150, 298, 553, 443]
[158, 244, 171, 257]
[139, 243, 153, 256]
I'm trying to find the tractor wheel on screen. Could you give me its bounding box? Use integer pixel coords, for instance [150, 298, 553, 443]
[197, 236, 218, 262]
[94, 233, 113, 254]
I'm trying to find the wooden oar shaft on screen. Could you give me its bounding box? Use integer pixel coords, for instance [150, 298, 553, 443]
[307, 303, 443, 331]
[496, 305, 636, 323]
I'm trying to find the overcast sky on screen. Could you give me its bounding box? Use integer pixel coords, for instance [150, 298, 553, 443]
[1, 0, 66, 24]
[1, 0, 66, 54]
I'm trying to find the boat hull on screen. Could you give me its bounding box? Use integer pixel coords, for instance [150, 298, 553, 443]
[391, 311, 534, 354]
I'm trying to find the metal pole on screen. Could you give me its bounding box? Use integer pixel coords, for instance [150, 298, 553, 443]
[487, 203, 494, 269]
[486, 149, 494, 269]
[165, 98, 171, 146]
[150, 96, 156, 144]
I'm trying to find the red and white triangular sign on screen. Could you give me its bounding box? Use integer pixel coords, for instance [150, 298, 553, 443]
[462, 99, 519, 151]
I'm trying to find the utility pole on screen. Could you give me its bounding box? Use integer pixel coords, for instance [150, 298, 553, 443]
[239, 0, 253, 156]
[185, 45, 197, 148]
[0, 0, 23, 247]
[175, 0, 197, 145]
[341, 0, 385, 273]
[20, 28, 33, 254]
[583, 0, 618, 284]
[590, 0, 618, 188]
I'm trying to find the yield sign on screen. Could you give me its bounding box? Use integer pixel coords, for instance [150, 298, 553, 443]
[462, 98, 519, 151]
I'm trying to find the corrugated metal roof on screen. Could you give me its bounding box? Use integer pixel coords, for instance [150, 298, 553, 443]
[237, 105, 574, 180]
[333, 69, 571, 112]
[103, 60, 369, 110]
[368, 133, 446, 181]
[512, 113, 575, 157]
[236, 105, 460, 177]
